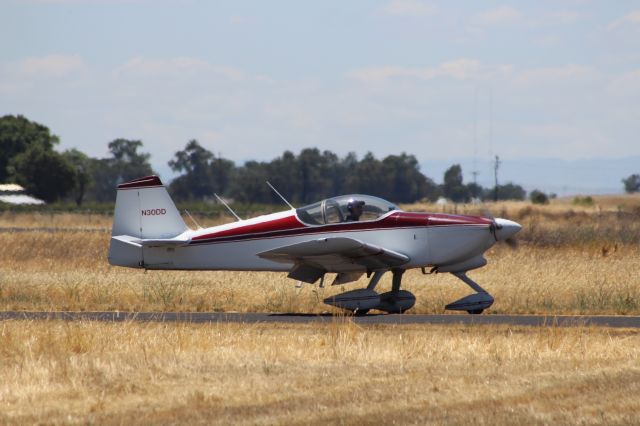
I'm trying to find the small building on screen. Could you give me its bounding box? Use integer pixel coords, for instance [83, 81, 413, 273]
[0, 183, 45, 205]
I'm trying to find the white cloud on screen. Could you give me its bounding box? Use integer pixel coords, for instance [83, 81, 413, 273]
[2, 52, 638, 173]
[347, 59, 512, 84]
[379, 0, 437, 17]
[115, 56, 248, 80]
[18, 55, 86, 77]
[512, 64, 596, 87]
[607, 10, 640, 31]
[473, 5, 520, 26]
[545, 10, 581, 26]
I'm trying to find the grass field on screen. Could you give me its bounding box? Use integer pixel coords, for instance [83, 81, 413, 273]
[1, 196, 639, 314]
[1, 198, 640, 424]
[1, 321, 639, 425]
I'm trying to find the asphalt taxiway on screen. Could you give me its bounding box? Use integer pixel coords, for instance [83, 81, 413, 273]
[1, 311, 640, 328]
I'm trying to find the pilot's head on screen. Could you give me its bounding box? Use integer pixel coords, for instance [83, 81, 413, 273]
[347, 198, 365, 217]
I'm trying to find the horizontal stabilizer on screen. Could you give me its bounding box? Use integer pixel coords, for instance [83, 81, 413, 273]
[112, 234, 191, 248]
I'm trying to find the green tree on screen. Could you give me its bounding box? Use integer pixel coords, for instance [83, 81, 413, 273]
[230, 161, 271, 203]
[62, 149, 93, 206]
[210, 156, 235, 196]
[168, 140, 235, 200]
[89, 139, 155, 202]
[0, 114, 59, 182]
[466, 182, 484, 200]
[483, 183, 526, 201]
[8, 144, 75, 202]
[298, 148, 334, 203]
[443, 164, 470, 203]
[108, 139, 154, 183]
[169, 140, 215, 200]
[267, 151, 302, 203]
[382, 153, 437, 203]
[344, 152, 391, 198]
[622, 174, 640, 193]
[331, 152, 357, 195]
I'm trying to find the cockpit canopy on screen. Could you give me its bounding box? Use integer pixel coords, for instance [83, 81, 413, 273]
[296, 194, 400, 225]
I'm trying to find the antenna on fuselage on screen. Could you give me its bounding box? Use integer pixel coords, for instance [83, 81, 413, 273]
[266, 181, 295, 210]
[214, 193, 243, 221]
[184, 209, 203, 229]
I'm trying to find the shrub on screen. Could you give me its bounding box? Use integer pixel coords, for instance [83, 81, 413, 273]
[529, 190, 549, 205]
[573, 196, 594, 206]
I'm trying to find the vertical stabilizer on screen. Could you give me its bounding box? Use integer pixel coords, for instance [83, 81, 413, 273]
[109, 175, 188, 267]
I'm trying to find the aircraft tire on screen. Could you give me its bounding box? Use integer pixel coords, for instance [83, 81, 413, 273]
[353, 309, 370, 316]
[467, 309, 484, 315]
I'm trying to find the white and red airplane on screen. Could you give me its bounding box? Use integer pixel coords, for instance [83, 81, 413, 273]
[109, 175, 521, 315]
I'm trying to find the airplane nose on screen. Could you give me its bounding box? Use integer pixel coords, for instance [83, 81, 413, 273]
[494, 218, 522, 241]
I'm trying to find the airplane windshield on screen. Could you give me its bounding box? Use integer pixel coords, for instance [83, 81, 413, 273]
[296, 195, 399, 225]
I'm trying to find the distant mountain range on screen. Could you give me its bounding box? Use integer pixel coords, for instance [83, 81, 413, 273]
[420, 156, 640, 197]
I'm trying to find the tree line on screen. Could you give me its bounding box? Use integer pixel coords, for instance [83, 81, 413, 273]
[1, 114, 572, 206]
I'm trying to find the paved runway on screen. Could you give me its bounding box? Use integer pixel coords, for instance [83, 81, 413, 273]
[1, 311, 640, 328]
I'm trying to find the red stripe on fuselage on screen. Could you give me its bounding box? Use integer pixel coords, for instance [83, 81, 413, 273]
[189, 211, 491, 245]
[191, 214, 306, 242]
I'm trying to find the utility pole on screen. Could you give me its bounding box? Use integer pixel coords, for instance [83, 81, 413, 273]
[493, 155, 501, 202]
[471, 170, 479, 186]
[472, 88, 479, 188]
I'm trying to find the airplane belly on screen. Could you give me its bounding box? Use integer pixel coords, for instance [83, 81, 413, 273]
[143, 240, 293, 271]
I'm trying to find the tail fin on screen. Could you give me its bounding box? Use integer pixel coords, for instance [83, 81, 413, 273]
[109, 175, 189, 267]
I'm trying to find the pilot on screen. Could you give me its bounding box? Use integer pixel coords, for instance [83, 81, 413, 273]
[345, 199, 365, 221]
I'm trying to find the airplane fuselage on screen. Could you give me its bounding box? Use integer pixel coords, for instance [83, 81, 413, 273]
[131, 209, 496, 273]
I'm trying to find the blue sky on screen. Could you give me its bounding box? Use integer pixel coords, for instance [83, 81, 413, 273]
[1, 1, 639, 192]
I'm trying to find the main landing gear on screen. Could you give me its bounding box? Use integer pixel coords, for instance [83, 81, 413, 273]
[444, 272, 494, 314]
[322, 269, 494, 315]
[323, 269, 416, 315]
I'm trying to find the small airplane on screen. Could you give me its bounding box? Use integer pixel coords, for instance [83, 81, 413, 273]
[109, 175, 521, 315]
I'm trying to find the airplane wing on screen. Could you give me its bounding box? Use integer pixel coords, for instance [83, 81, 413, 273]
[257, 237, 409, 283]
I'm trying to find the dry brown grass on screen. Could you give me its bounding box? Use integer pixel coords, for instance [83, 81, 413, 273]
[0, 211, 114, 229]
[1, 320, 639, 425]
[402, 192, 640, 217]
[2, 206, 640, 424]
[1, 206, 640, 314]
[0, 211, 231, 230]
[1, 235, 639, 315]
